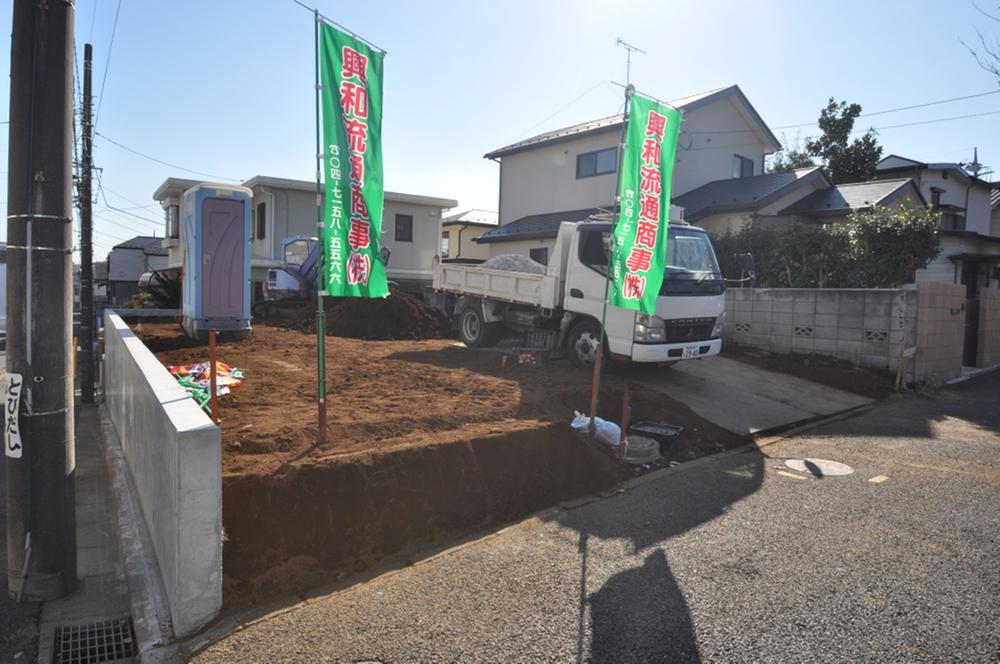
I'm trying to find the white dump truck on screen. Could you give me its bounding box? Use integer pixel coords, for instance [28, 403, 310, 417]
[432, 213, 730, 368]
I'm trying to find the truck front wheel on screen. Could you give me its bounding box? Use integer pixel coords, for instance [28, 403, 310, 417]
[567, 319, 606, 369]
[458, 305, 502, 348]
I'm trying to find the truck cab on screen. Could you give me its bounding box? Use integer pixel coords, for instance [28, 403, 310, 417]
[561, 221, 725, 366]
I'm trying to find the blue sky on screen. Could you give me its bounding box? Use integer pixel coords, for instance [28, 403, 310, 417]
[1, 0, 998, 258]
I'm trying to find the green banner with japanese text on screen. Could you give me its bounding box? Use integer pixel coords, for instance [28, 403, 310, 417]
[320, 23, 388, 297]
[610, 94, 682, 315]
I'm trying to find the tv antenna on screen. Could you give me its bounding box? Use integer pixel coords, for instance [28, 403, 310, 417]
[616, 37, 646, 87]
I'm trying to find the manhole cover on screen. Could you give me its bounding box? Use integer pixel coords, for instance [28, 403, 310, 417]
[54, 617, 136, 664]
[624, 435, 660, 464]
[785, 458, 854, 478]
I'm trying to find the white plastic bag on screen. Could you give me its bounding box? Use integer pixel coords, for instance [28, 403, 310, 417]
[571, 410, 622, 448]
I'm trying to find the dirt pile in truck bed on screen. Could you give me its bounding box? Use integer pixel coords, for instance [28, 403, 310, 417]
[280, 288, 450, 340]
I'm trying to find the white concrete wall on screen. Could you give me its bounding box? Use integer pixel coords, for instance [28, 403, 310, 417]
[497, 95, 772, 226]
[103, 312, 222, 637]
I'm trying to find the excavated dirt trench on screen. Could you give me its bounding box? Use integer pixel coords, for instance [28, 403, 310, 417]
[139, 322, 745, 610]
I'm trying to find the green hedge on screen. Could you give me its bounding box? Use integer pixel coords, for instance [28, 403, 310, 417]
[711, 206, 941, 289]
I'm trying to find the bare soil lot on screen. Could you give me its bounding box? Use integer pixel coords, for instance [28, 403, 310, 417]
[138, 322, 745, 610]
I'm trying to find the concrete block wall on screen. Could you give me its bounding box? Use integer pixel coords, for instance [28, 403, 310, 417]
[913, 282, 966, 383]
[103, 312, 222, 637]
[977, 288, 1000, 368]
[725, 288, 917, 379]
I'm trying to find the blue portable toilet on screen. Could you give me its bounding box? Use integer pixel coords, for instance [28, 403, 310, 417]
[180, 183, 253, 340]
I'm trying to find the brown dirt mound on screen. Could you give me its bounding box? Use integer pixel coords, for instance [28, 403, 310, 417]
[281, 288, 450, 340]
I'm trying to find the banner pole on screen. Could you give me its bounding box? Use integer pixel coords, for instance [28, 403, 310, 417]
[589, 84, 634, 436]
[313, 10, 327, 445]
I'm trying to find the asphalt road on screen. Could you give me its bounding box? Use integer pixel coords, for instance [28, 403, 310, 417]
[195, 373, 1000, 663]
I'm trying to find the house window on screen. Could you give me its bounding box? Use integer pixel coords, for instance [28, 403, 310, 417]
[529, 247, 549, 265]
[732, 154, 754, 178]
[941, 213, 966, 231]
[441, 232, 450, 258]
[576, 147, 617, 178]
[395, 214, 413, 242]
[930, 188, 942, 207]
[255, 202, 267, 240]
[165, 205, 179, 239]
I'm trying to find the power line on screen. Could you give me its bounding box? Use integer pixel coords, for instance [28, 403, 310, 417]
[88, 0, 99, 42]
[94, 212, 155, 235]
[97, 185, 163, 225]
[869, 109, 1000, 132]
[95, 130, 241, 181]
[94, 0, 121, 130]
[683, 109, 1000, 153]
[686, 89, 1000, 136]
[99, 184, 159, 211]
[508, 80, 615, 144]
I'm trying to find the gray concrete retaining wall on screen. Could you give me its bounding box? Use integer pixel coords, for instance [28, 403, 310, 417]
[103, 312, 222, 637]
[725, 284, 967, 385]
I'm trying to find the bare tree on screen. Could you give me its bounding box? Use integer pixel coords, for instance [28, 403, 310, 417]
[962, 3, 1000, 83]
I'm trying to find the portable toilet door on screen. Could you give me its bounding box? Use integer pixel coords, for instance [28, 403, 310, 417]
[202, 197, 246, 318]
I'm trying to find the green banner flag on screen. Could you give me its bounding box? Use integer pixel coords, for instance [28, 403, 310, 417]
[319, 23, 388, 297]
[610, 94, 682, 315]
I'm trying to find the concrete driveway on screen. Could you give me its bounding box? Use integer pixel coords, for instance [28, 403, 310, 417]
[635, 355, 872, 436]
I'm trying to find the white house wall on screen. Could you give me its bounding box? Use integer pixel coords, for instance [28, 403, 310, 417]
[496, 95, 772, 227]
[442, 225, 492, 261]
[883, 168, 993, 234]
[382, 200, 442, 283]
[108, 248, 146, 281]
[498, 129, 620, 226]
[673, 96, 769, 196]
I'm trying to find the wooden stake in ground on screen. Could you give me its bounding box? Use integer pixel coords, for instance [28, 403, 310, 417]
[619, 382, 630, 459]
[209, 329, 219, 424]
[588, 344, 602, 437]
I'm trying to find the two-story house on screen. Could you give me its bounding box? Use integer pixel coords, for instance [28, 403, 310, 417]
[105, 236, 169, 305]
[473, 84, 782, 261]
[874, 155, 1000, 290]
[153, 176, 457, 299]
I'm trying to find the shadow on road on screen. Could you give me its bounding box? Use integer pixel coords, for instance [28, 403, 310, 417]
[553, 447, 766, 663]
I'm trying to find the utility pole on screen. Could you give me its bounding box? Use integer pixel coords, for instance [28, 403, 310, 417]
[6, 0, 77, 600]
[79, 43, 95, 404]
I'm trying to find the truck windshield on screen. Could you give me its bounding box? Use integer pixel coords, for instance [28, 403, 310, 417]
[665, 228, 721, 280]
[577, 226, 724, 296]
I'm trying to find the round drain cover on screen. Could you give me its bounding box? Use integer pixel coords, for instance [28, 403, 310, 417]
[624, 435, 660, 464]
[785, 458, 854, 477]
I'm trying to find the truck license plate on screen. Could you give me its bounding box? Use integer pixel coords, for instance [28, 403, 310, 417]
[682, 345, 699, 359]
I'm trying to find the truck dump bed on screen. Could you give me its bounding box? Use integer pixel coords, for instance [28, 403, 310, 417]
[433, 263, 561, 310]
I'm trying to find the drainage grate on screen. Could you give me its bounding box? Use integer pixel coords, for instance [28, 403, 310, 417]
[54, 618, 137, 664]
